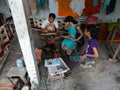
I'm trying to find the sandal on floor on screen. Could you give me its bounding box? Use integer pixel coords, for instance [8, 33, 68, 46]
[80, 63, 92, 68]
[82, 61, 95, 65]
[90, 61, 95, 65]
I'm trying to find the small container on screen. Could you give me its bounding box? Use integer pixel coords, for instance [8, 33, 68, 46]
[48, 59, 52, 64]
[16, 57, 23, 67]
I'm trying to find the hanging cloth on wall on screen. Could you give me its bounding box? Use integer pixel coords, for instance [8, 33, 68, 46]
[26, 0, 32, 15]
[102, 0, 111, 13]
[49, 0, 58, 16]
[58, 0, 79, 18]
[106, 0, 116, 15]
[38, 0, 46, 9]
[70, 0, 85, 16]
[83, 0, 102, 15]
[30, 0, 37, 15]
[93, 0, 98, 7]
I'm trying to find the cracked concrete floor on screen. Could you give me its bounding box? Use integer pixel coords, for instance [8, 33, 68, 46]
[1, 31, 120, 90]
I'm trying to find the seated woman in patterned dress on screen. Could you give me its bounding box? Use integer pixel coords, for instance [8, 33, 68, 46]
[61, 16, 83, 55]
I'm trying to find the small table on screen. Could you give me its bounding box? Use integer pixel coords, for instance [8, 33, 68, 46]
[40, 32, 56, 36]
[45, 58, 69, 84]
[6, 67, 27, 84]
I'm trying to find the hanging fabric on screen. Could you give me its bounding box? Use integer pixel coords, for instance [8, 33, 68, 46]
[70, 0, 85, 16]
[83, 0, 102, 15]
[49, 0, 58, 16]
[106, 0, 116, 15]
[30, 0, 37, 15]
[58, 0, 79, 18]
[102, 0, 111, 13]
[38, 0, 46, 9]
[26, 0, 32, 15]
[93, 0, 98, 7]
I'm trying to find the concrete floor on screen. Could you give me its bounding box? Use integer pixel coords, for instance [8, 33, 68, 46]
[1, 31, 120, 90]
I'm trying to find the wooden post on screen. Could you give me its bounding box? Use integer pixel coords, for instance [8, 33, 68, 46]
[8, 0, 41, 89]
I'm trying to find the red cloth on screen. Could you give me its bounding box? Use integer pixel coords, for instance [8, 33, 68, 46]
[83, 0, 101, 15]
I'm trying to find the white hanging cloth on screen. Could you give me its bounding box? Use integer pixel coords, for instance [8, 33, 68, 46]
[70, 0, 85, 16]
[49, 0, 58, 17]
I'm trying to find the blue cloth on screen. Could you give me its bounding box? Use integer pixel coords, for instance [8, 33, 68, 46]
[102, 0, 111, 12]
[93, 0, 98, 7]
[62, 25, 77, 51]
[38, 0, 46, 9]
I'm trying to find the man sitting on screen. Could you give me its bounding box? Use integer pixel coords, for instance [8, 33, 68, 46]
[40, 13, 60, 45]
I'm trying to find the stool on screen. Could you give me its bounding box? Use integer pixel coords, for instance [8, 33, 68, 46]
[105, 23, 120, 62]
[105, 26, 118, 48]
[47, 66, 64, 88]
[109, 43, 120, 62]
[7, 67, 27, 84]
[47, 66, 64, 84]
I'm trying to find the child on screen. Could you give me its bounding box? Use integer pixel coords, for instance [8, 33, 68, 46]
[61, 16, 83, 55]
[80, 24, 99, 68]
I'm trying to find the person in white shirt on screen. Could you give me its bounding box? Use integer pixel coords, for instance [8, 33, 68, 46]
[40, 13, 60, 45]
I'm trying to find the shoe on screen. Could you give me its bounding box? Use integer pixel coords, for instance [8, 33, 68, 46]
[90, 61, 95, 65]
[80, 64, 92, 68]
[82, 61, 95, 65]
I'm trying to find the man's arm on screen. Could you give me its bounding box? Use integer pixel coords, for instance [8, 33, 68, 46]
[41, 20, 48, 33]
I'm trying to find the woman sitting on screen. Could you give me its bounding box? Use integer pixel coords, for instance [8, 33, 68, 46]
[61, 16, 83, 55]
[80, 24, 99, 68]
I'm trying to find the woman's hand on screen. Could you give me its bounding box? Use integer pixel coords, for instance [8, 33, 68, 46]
[73, 39, 78, 42]
[80, 54, 86, 60]
[70, 38, 76, 42]
[61, 36, 69, 38]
